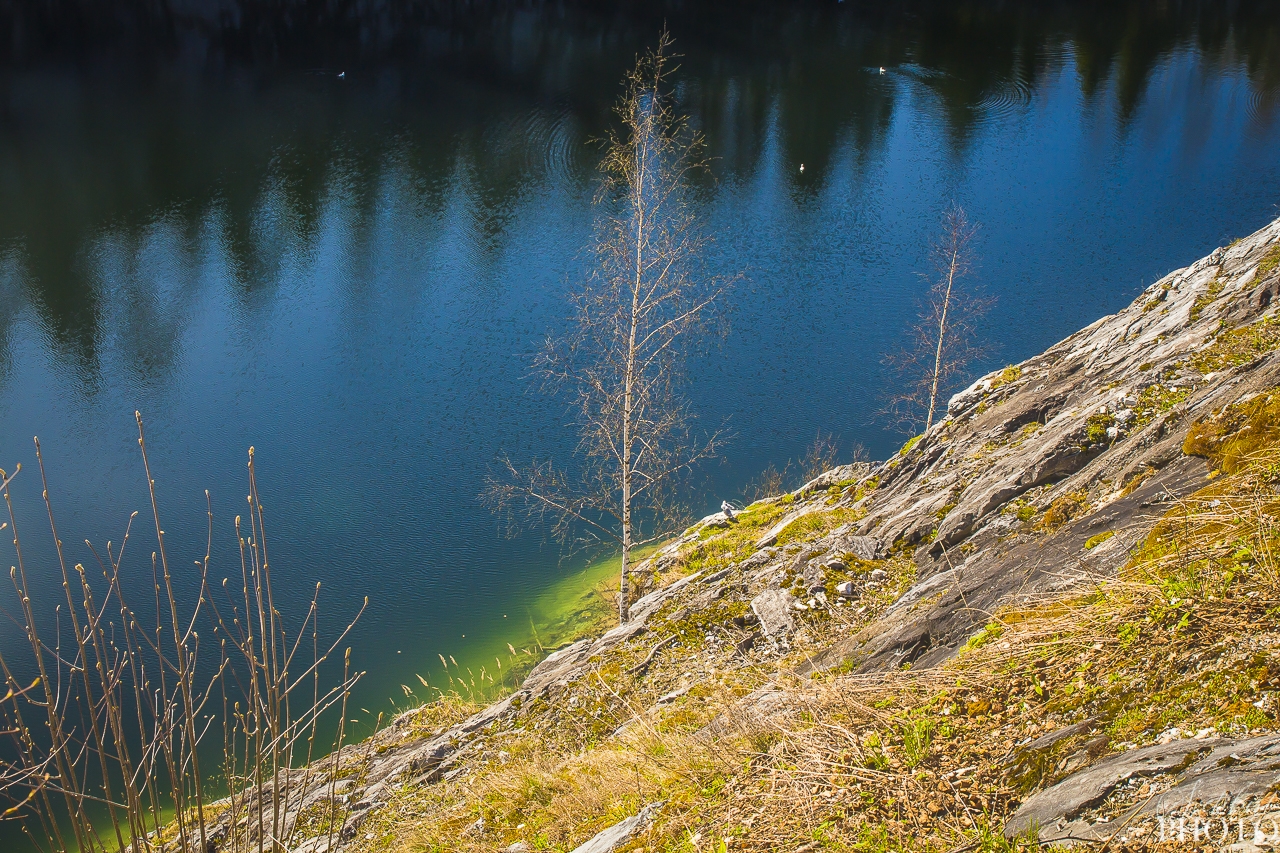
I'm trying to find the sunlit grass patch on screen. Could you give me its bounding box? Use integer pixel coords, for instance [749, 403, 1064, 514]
[775, 506, 864, 547]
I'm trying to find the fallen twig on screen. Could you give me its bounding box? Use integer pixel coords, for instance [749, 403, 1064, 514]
[629, 634, 678, 676]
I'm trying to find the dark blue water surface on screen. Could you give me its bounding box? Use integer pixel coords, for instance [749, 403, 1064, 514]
[0, 0, 1279, 717]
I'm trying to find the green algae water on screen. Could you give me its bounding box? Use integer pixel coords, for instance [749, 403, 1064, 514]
[400, 545, 655, 714]
[1, 2, 1280, 836]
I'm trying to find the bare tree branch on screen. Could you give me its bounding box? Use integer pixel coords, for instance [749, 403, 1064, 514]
[740, 432, 863, 503]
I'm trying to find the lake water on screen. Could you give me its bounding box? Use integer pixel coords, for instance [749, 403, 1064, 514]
[1, 0, 1279, 725]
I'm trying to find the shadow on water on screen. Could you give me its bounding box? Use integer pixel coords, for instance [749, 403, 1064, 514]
[0, 1, 1277, 372]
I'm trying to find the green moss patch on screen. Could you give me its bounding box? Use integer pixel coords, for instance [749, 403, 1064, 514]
[1130, 383, 1191, 428]
[1259, 243, 1280, 277]
[890, 434, 925, 468]
[1038, 491, 1089, 532]
[1083, 530, 1115, 550]
[677, 502, 789, 575]
[1084, 412, 1114, 444]
[1119, 466, 1154, 497]
[1189, 315, 1280, 375]
[1190, 275, 1225, 320]
[991, 365, 1022, 389]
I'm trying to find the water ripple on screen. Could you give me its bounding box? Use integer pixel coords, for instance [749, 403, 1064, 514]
[975, 77, 1034, 125]
[544, 108, 580, 187]
[1247, 84, 1280, 129]
[490, 107, 580, 187]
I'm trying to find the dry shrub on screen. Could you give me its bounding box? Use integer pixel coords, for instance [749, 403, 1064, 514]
[0, 418, 365, 853]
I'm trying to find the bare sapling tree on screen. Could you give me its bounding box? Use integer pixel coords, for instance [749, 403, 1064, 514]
[887, 204, 991, 435]
[485, 34, 729, 623]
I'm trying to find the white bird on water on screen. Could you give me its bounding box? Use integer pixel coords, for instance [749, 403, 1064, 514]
[879, 66, 886, 74]
[799, 163, 805, 173]
[338, 71, 346, 79]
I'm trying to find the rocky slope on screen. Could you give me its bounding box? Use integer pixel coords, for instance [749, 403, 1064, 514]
[217, 216, 1280, 853]
[818, 216, 1280, 675]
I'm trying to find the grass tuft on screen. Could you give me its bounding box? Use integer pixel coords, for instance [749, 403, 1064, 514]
[1183, 391, 1280, 474]
[1189, 315, 1280, 375]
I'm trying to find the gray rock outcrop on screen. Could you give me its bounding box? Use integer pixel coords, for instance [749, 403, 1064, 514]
[751, 588, 797, 639]
[1005, 735, 1280, 844]
[804, 216, 1280, 674]
[568, 802, 663, 853]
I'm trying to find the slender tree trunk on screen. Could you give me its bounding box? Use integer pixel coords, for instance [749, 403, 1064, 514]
[619, 509, 630, 622]
[620, 303, 636, 622]
[620, 108, 648, 624]
[926, 247, 959, 431]
[620, 349, 632, 624]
